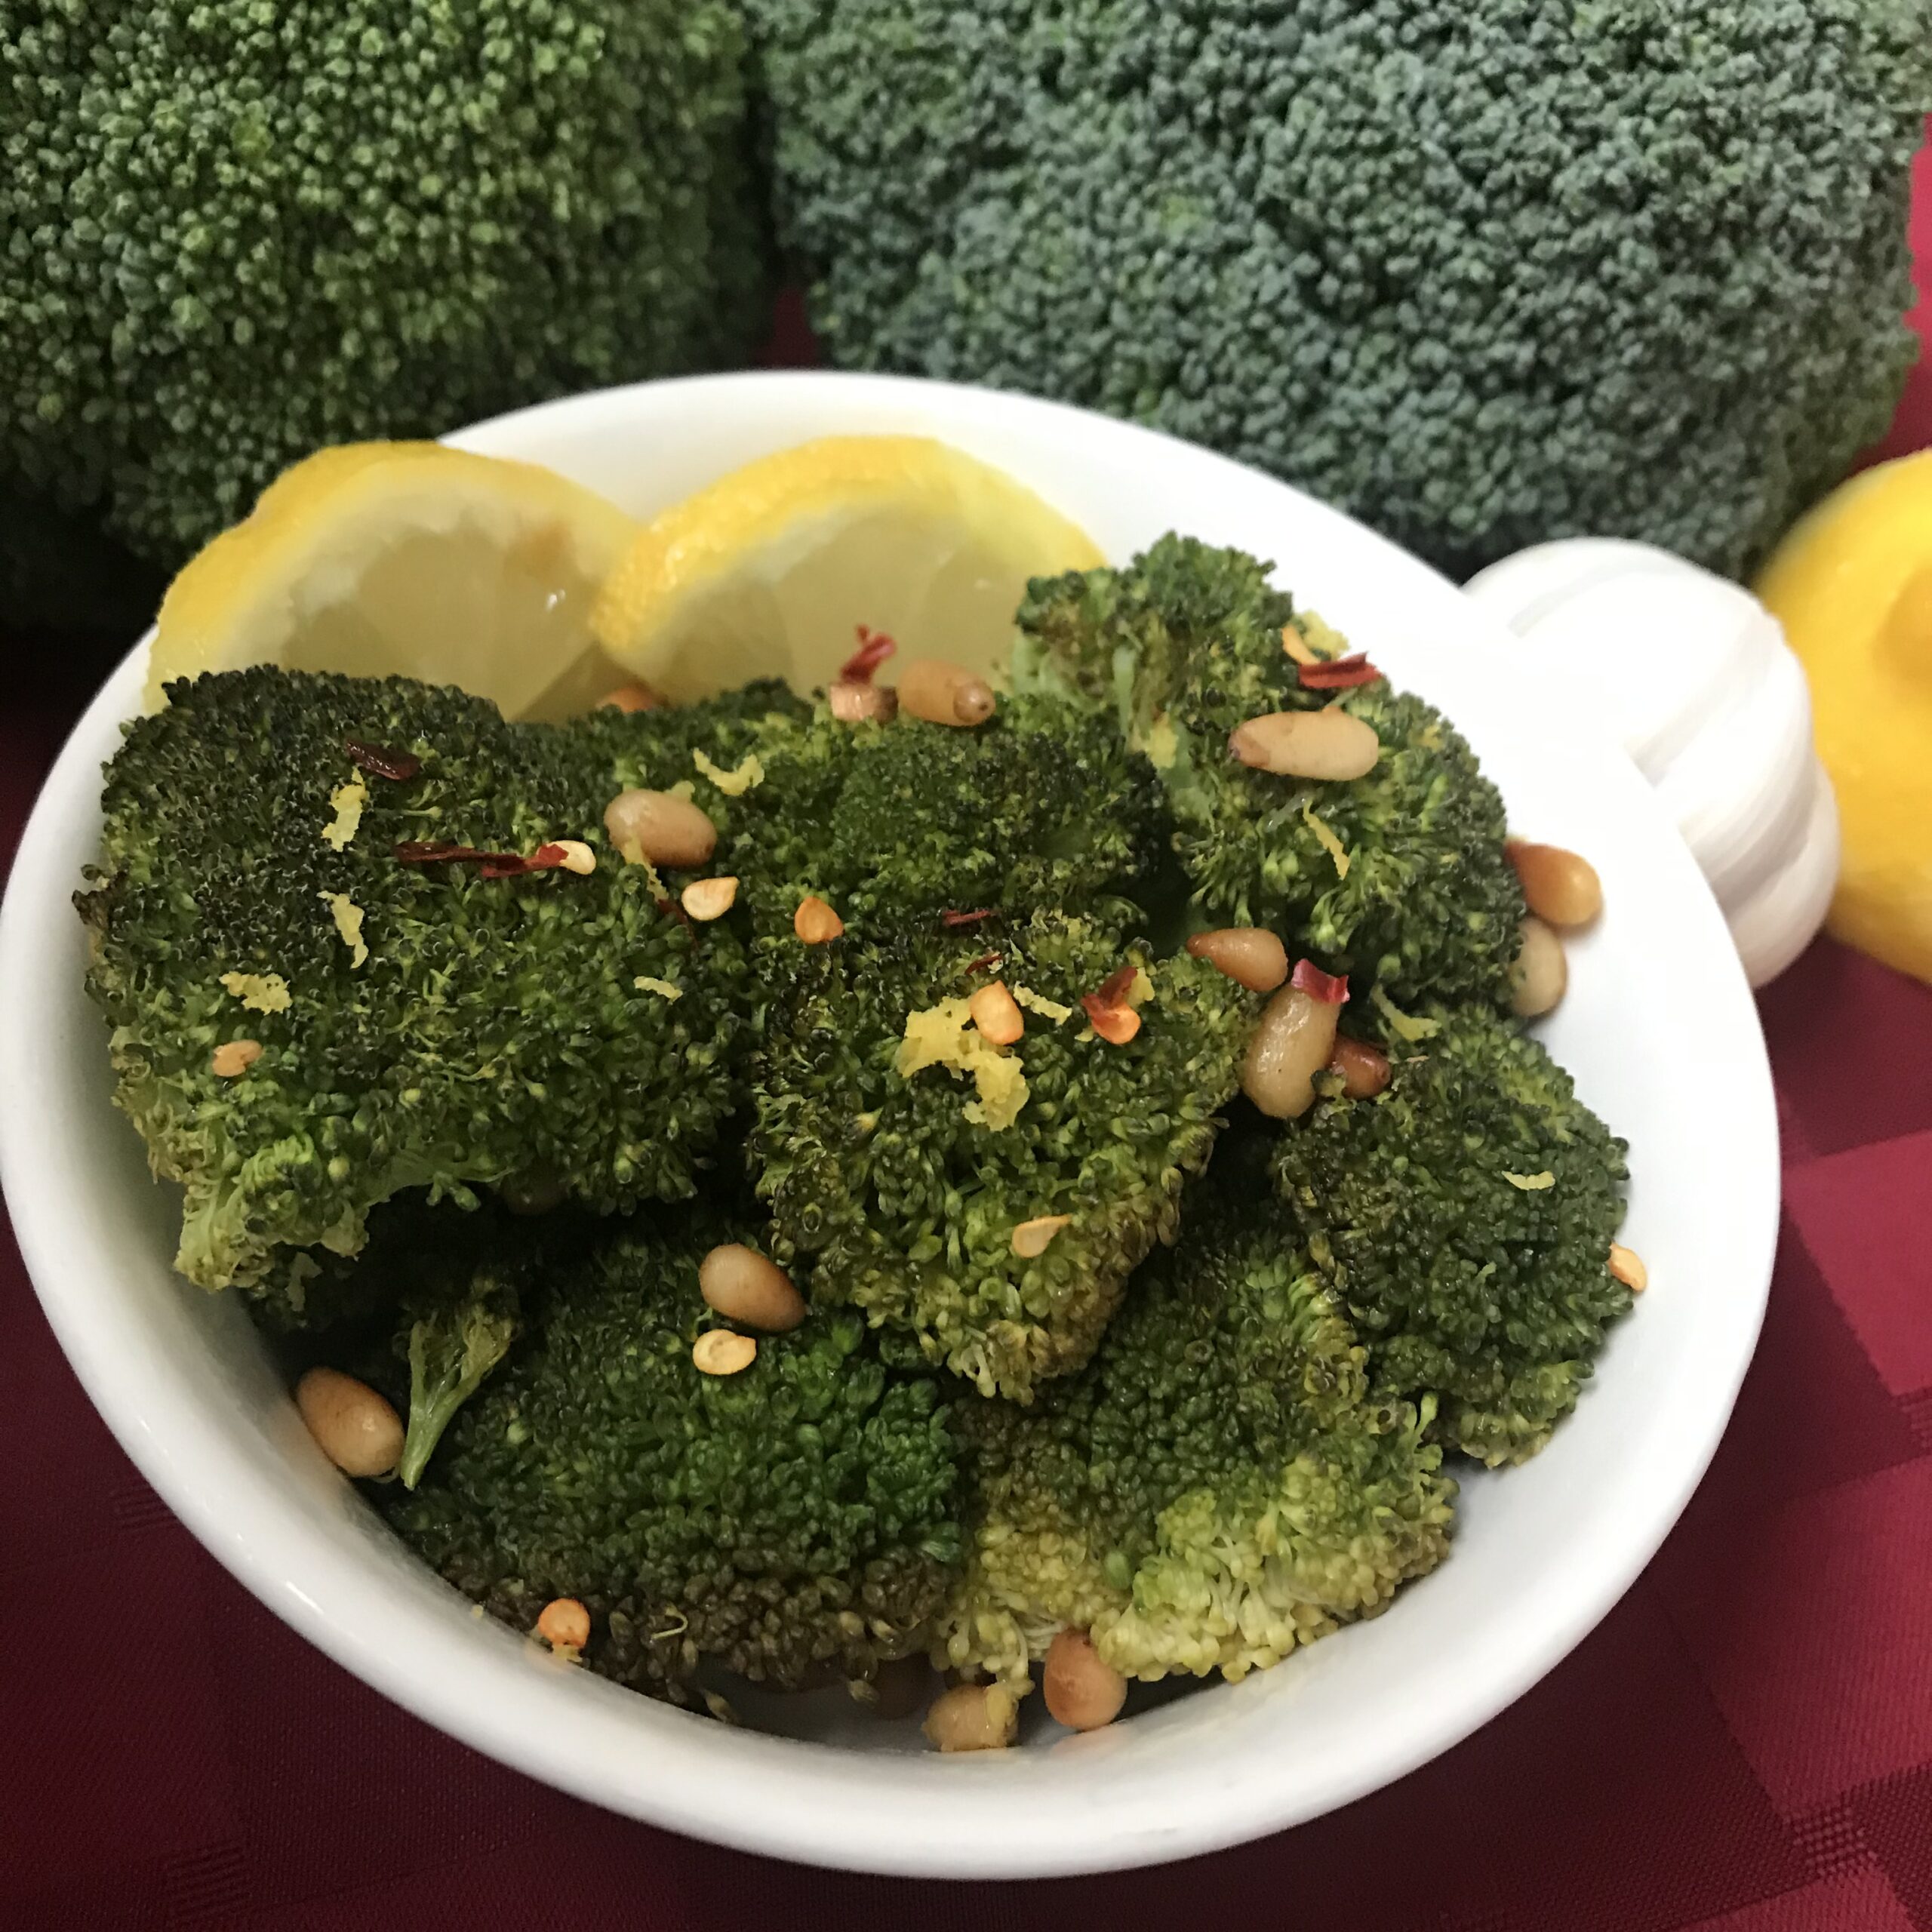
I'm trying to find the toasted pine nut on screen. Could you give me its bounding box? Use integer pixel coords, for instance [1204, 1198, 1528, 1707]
[1186, 927, 1289, 992]
[829, 678, 898, 724]
[1042, 1628, 1128, 1732]
[211, 1038, 262, 1078]
[1242, 985, 1341, 1119]
[604, 789, 716, 869]
[680, 875, 740, 921]
[1011, 1214, 1072, 1259]
[1506, 841, 1603, 928]
[693, 1330, 758, 1376]
[924, 1682, 1017, 1752]
[1229, 708, 1380, 781]
[1509, 917, 1567, 1018]
[699, 1243, 807, 1332]
[897, 658, 996, 728]
[1609, 1243, 1648, 1293]
[598, 680, 664, 714]
[1327, 1035, 1392, 1100]
[795, 894, 844, 943]
[549, 838, 596, 875]
[295, 1367, 404, 1478]
[968, 980, 1025, 1046]
[537, 1598, 591, 1652]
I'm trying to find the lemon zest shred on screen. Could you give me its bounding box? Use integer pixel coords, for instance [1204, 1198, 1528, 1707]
[632, 976, 682, 1002]
[1281, 623, 1317, 666]
[1370, 984, 1441, 1041]
[896, 997, 1029, 1130]
[694, 748, 764, 796]
[1503, 1171, 1556, 1191]
[219, 970, 291, 1014]
[321, 774, 368, 852]
[1303, 800, 1351, 879]
[318, 891, 368, 968]
[1011, 983, 1073, 1023]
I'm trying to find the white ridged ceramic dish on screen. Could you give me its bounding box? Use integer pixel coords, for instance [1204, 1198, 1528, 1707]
[0, 374, 1779, 1878]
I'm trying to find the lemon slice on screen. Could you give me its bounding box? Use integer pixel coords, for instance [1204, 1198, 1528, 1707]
[149, 442, 638, 718]
[589, 436, 1104, 701]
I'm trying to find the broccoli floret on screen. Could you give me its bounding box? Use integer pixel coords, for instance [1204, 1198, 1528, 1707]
[380, 1213, 963, 1702]
[750, 909, 1256, 1400]
[78, 669, 757, 1290]
[398, 1269, 523, 1491]
[749, 0, 1928, 580]
[1271, 1004, 1632, 1465]
[937, 1198, 1456, 1687]
[1, 0, 769, 620]
[1014, 538, 1524, 1003]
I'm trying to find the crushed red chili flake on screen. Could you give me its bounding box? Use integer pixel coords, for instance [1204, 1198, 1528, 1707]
[961, 950, 1004, 977]
[941, 908, 1000, 929]
[1291, 958, 1350, 1004]
[1297, 654, 1382, 692]
[841, 626, 898, 684]
[1092, 964, 1138, 1008]
[392, 841, 569, 881]
[344, 738, 422, 781]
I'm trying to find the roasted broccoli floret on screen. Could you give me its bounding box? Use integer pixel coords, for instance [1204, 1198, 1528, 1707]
[79, 668, 758, 1290]
[380, 1213, 963, 1702]
[1272, 1003, 1631, 1466]
[751, 0, 1928, 580]
[1012, 537, 1524, 1003]
[750, 908, 1255, 1400]
[937, 1197, 1456, 1688]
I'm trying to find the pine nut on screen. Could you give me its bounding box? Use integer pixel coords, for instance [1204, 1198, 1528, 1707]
[549, 839, 596, 875]
[829, 679, 898, 724]
[1242, 984, 1341, 1119]
[699, 1244, 807, 1332]
[692, 1330, 758, 1376]
[680, 876, 740, 921]
[1506, 841, 1603, 928]
[1042, 1629, 1128, 1732]
[211, 1039, 262, 1078]
[968, 980, 1025, 1045]
[1186, 927, 1289, 992]
[295, 1367, 404, 1478]
[1327, 1035, 1392, 1099]
[1609, 1243, 1648, 1293]
[598, 681, 664, 714]
[795, 894, 844, 943]
[604, 789, 716, 869]
[537, 1598, 590, 1652]
[1509, 916, 1567, 1018]
[924, 1682, 1017, 1752]
[1011, 1214, 1072, 1258]
[1229, 707, 1380, 780]
[897, 658, 996, 728]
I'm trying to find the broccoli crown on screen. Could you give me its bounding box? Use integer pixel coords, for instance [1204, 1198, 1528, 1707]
[79, 669, 757, 1289]
[939, 1196, 1456, 1686]
[1272, 1002, 1632, 1465]
[1014, 537, 1524, 1003]
[750, 908, 1256, 1400]
[380, 1212, 963, 1700]
[0, 0, 768, 614]
[750, 0, 1928, 580]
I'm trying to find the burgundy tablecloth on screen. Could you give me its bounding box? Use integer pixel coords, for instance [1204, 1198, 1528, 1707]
[5, 133, 1931, 1932]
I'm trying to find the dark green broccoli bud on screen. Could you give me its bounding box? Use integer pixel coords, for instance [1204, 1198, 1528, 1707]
[1013, 538, 1524, 1003]
[749, 909, 1257, 1400]
[379, 1213, 963, 1703]
[939, 1200, 1456, 1687]
[750, 0, 1928, 580]
[1271, 1003, 1631, 1465]
[78, 669, 757, 1291]
[1, 0, 771, 620]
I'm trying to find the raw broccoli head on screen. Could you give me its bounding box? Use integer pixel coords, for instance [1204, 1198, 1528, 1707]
[1272, 1003, 1632, 1465]
[751, 0, 1927, 580]
[938, 1198, 1457, 1687]
[379, 1212, 963, 1701]
[1014, 537, 1524, 1003]
[749, 908, 1257, 1400]
[78, 669, 759, 1290]
[0, 0, 770, 620]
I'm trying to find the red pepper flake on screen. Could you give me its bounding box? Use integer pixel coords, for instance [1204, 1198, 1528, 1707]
[961, 950, 1004, 977]
[344, 738, 422, 781]
[1297, 654, 1382, 692]
[1291, 958, 1350, 1004]
[392, 841, 568, 881]
[1081, 963, 1144, 1045]
[841, 626, 898, 684]
[942, 908, 1001, 929]
[1093, 964, 1137, 1007]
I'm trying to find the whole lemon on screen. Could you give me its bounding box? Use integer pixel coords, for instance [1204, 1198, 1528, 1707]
[1756, 452, 1932, 986]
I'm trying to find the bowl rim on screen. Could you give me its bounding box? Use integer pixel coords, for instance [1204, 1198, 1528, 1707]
[0, 369, 1780, 1877]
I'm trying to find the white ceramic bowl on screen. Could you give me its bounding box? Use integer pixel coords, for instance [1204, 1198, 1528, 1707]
[0, 374, 1778, 1878]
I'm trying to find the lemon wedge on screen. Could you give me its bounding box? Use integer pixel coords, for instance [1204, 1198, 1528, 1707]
[1756, 451, 1932, 985]
[589, 436, 1104, 700]
[149, 442, 637, 718]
